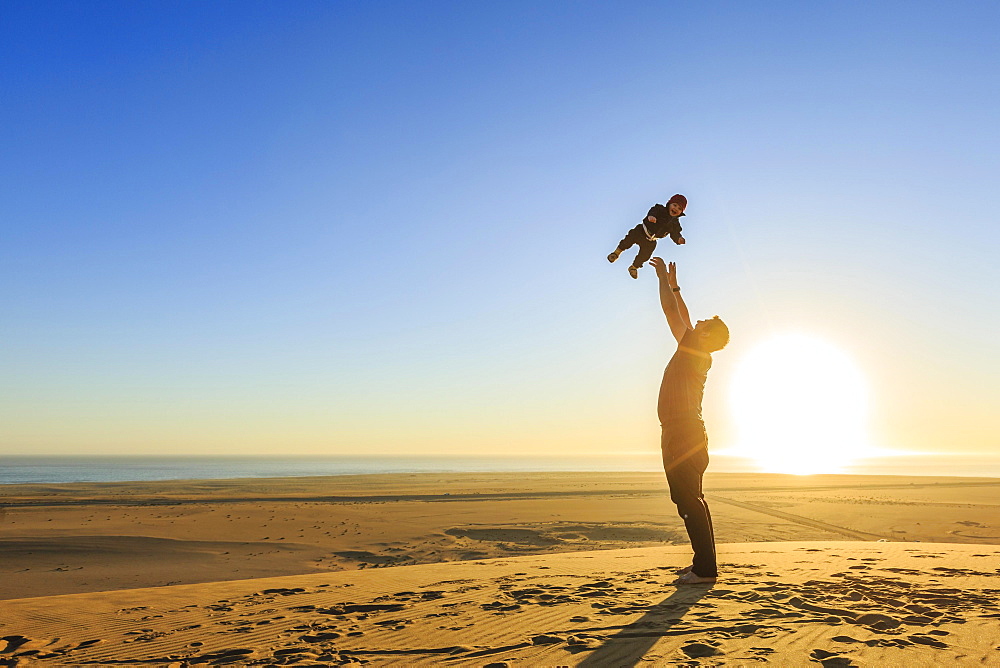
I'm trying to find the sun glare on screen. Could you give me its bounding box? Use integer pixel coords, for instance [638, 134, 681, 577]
[728, 333, 872, 475]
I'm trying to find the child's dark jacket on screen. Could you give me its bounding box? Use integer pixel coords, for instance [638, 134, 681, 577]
[643, 204, 684, 243]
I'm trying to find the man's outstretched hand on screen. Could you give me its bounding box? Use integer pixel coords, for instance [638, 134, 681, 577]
[650, 257, 679, 288]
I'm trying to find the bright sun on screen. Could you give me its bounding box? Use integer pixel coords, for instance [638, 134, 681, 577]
[728, 333, 872, 475]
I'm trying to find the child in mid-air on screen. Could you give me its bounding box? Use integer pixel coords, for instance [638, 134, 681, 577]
[608, 194, 688, 278]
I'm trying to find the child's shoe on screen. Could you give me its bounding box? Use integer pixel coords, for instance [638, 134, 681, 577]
[628, 265, 639, 279]
[607, 250, 621, 263]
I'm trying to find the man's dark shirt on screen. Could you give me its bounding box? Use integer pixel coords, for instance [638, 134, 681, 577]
[657, 329, 712, 428]
[644, 204, 684, 243]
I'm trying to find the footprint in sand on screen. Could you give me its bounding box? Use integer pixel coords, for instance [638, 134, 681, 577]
[260, 587, 306, 596]
[853, 613, 901, 630]
[681, 641, 722, 658]
[811, 648, 841, 659]
[810, 649, 856, 667]
[299, 632, 342, 642]
[187, 648, 255, 662]
[0, 636, 33, 654]
[908, 634, 949, 648]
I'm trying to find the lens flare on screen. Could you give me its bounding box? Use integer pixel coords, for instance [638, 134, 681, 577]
[728, 333, 871, 475]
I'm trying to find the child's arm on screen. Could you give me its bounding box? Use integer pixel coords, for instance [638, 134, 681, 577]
[669, 220, 685, 245]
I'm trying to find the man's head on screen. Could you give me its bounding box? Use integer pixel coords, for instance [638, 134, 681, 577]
[693, 316, 729, 353]
[667, 193, 687, 217]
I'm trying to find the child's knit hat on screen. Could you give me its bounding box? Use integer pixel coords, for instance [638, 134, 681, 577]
[667, 194, 687, 215]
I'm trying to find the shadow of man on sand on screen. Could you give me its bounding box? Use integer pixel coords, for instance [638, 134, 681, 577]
[576, 584, 715, 668]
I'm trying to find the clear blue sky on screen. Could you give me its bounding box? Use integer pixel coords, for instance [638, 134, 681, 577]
[2, 1, 998, 458]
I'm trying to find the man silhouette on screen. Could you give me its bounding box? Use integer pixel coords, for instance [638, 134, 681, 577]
[650, 257, 730, 584]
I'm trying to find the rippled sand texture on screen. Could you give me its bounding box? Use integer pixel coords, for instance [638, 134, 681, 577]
[1, 472, 998, 665]
[1, 542, 998, 665]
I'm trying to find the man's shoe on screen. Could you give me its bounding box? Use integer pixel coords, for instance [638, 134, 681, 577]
[674, 571, 717, 585]
[607, 250, 621, 263]
[628, 265, 638, 279]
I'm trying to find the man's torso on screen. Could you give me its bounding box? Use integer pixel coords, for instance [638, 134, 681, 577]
[658, 331, 712, 428]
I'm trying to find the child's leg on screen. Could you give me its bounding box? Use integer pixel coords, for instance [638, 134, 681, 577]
[615, 226, 644, 252]
[632, 238, 657, 268]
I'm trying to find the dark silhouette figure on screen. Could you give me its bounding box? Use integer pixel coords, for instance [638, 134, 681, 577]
[650, 257, 729, 584]
[608, 194, 688, 279]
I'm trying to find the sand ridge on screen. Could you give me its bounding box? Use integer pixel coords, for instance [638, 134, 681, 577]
[2, 472, 998, 601]
[1, 541, 998, 666]
[2, 472, 999, 664]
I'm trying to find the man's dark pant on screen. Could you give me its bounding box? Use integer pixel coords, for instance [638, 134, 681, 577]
[661, 422, 717, 578]
[617, 225, 657, 268]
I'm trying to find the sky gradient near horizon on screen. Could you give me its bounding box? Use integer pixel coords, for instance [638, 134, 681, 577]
[2, 1, 998, 462]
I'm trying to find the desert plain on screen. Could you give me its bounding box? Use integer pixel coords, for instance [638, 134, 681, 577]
[0, 471, 998, 666]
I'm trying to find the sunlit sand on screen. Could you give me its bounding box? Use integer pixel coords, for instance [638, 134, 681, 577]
[1, 471, 998, 665]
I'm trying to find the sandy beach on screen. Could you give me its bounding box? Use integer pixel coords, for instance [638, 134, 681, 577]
[1, 471, 998, 665]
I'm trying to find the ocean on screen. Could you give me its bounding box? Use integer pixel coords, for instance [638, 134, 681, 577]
[0, 452, 998, 485]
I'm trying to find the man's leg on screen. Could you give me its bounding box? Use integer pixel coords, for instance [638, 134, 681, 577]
[662, 430, 717, 578]
[667, 454, 717, 577]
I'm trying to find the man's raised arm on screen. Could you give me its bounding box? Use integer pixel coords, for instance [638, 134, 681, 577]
[672, 269, 694, 332]
[650, 257, 692, 344]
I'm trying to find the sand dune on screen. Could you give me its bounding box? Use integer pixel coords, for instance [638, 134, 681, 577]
[1, 471, 999, 664]
[2, 472, 999, 601]
[1, 541, 998, 665]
